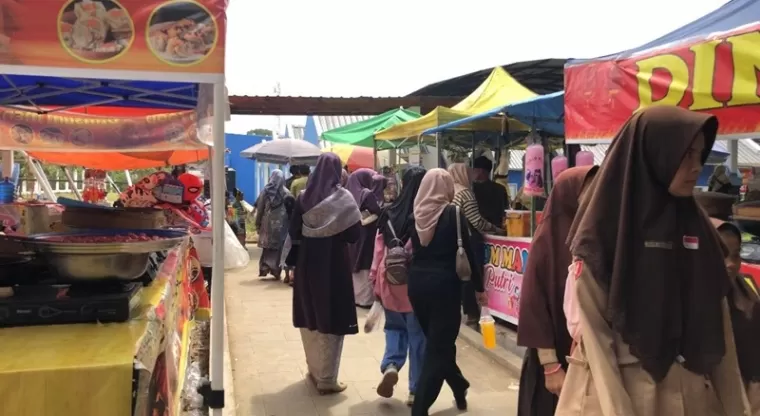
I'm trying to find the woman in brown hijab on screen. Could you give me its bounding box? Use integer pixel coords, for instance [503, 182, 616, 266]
[516, 165, 598, 416]
[556, 106, 749, 416]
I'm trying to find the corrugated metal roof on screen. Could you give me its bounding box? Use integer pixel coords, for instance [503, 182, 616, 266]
[314, 115, 373, 137]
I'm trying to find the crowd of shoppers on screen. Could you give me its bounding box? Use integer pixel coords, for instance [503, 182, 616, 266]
[254, 104, 760, 416]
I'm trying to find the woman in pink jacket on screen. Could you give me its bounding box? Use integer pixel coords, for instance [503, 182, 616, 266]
[370, 166, 427, 407]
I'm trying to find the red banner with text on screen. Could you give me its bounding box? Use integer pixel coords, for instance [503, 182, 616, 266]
[565, 25, 760, 143]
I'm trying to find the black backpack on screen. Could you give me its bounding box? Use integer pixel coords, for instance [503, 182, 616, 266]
[384, 220, 410, 285]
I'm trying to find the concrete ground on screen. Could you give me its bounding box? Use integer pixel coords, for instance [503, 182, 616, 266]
[224, 248, 519, 415]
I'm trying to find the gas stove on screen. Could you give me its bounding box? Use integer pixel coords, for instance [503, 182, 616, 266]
[0, 281, 142, 327]
[0, 251, 165, 327]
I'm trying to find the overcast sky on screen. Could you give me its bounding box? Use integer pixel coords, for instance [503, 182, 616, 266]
[224, 0, 728, 135]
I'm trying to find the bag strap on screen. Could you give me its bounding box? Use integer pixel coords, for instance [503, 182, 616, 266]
[386, 220, 399, 239]
[455, 205, 463, 249]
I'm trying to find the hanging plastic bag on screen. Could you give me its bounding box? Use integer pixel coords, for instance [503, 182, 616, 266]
[364, 301, 385, 333]
[223, 220, 250, 270]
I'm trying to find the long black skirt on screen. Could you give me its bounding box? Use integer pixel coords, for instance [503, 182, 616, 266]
[516, 348, 558, 416]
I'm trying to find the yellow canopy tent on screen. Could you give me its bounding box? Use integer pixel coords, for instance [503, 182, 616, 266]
[375, 67, 537, 143]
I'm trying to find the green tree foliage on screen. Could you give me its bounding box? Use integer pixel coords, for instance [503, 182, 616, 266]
[246, 128, 273, 137]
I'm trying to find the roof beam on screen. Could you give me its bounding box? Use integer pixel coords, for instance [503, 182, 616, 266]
[229, 95, 465, 116]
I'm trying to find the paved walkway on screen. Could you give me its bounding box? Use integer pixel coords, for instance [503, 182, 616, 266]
[225, 248, 519, 415]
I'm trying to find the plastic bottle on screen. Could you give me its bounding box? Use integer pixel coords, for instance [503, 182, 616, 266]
[0, 178, 14, 204]
[551, 156, 568, 180]
[479, 307, 497, 349]
[523, 144, 545, 196]
[575, 150, 594, 167]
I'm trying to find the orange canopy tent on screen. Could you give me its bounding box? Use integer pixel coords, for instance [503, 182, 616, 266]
[27, 149, 209, 170]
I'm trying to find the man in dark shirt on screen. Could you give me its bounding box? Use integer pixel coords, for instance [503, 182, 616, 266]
[285, 165, 300, 191]
[472, 156, 510, 227]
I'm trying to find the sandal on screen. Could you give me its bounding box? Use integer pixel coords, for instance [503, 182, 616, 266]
[317, 381, 347, 395]
[306, 373, 347, 395]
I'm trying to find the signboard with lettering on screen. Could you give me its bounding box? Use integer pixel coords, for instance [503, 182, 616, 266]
[483, 235, 531, 325]
[565, 24, 760, 143]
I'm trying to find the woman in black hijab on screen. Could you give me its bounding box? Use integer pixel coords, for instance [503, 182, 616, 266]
[377, 166, 426, 247]
[556, 106, 748, 415]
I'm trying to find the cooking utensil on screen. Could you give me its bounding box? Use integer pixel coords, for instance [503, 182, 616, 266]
[43, 251, 153, 281]
[26, 229, 188, 281]
[29, 228, 187, 255]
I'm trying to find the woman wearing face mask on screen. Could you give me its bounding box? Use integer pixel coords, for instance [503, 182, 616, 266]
[697, 194, 760, 415]
[557, 106, 749, 416]
[516, 166, 598, 416]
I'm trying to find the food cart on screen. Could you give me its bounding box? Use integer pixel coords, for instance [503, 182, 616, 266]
[0, 1, 229, 414]
[417, 91, 565, 325]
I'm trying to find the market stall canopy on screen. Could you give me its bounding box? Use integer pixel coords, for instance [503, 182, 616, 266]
[321, 108, 420, 147]
[240, 139, 322, 165]
[450, 67, 536, 113]
[375, 67, 534, 142]
[564, 0, 760, 143]
[408, 59, 566, 96]
[423, 91, 565, 137]
[28, 150, 209, 170]
[323, 144, 374, 170]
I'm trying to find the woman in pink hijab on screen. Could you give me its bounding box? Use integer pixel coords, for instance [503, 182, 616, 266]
[409, 168, 485, 415]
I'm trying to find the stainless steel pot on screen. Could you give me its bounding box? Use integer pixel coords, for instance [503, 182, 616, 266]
[43, 252, 151, 281]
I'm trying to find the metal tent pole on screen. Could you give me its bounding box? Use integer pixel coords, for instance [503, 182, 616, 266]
[209, 81, 226, 415]
[62, 167, 82, 200]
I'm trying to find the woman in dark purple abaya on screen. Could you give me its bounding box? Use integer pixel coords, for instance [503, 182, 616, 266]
[290, 152, 362, 395]
[346, 168, 384, 307]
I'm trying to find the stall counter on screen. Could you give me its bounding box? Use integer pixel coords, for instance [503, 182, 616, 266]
[484, 235, 760, 328]
[0, 245, 199, 416]
[483, 234, 531, 325]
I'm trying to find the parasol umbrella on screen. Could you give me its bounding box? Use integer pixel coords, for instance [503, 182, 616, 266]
[240, 139, 321, 165]
[324, 144, 375, 171]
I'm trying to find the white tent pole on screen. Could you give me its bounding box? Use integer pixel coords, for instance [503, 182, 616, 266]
[209, 80, 226, 416]
[62, 167, 82, 200]
[728, 139, 739, 172]
[124, 170, 133, 187]
[0, 150, 12, 177]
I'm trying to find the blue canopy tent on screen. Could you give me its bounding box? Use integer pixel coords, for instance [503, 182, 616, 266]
[580, 0, 760, 62]
[422, 90, 731, 165]
[0, 75, 198, 111]
[563, 0, 760, 177]
[422, 91, 565, 137]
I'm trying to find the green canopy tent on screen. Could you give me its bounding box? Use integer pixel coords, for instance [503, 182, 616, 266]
[321, 108, 421, 147]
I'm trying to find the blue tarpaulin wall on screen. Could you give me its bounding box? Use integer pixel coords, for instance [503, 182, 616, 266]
[225, 133, 273, 205]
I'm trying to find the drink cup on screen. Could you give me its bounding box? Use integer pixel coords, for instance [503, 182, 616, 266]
[479, 310, 497, 350]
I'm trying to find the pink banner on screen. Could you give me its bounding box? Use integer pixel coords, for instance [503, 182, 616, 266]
[483, 235, 531, 325]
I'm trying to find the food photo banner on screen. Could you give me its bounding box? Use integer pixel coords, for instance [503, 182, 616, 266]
[483, 235, 530, 325]
[0, 108, 205, 150]
[565, 24, 760, 143]
[0, 0, 226, 75]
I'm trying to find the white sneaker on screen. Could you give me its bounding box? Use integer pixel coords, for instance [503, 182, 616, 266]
[376, 366, 399, 398]
[406, 392, 415, 407]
